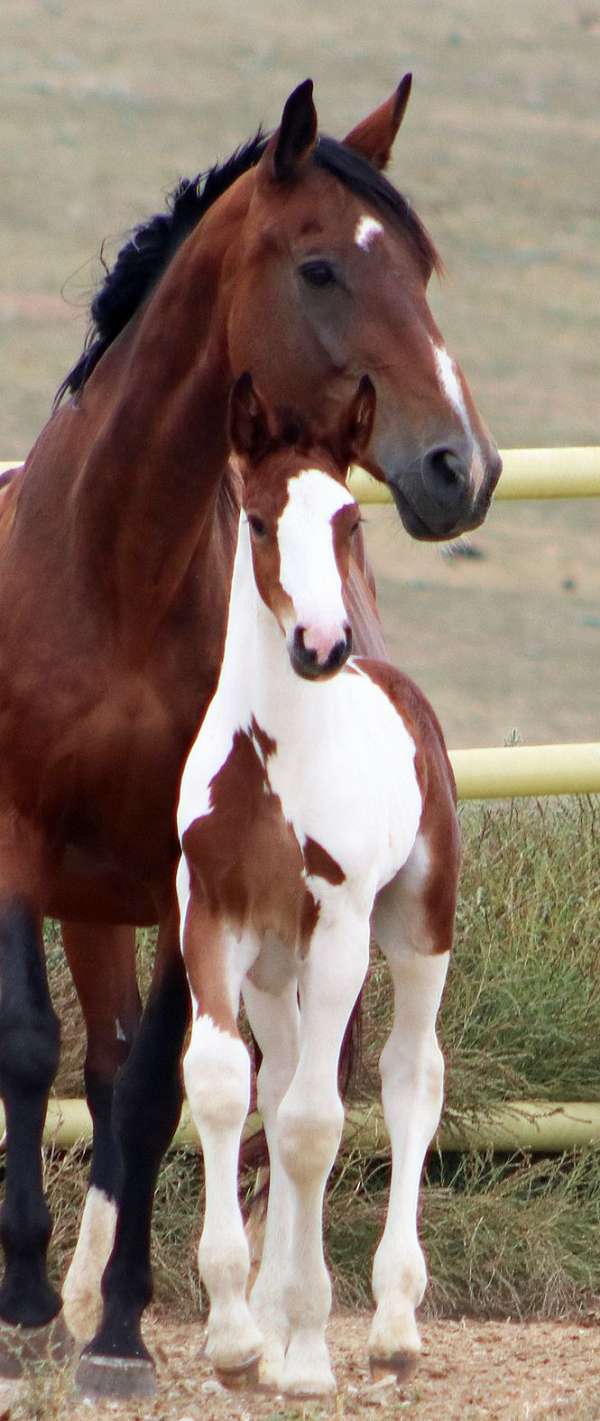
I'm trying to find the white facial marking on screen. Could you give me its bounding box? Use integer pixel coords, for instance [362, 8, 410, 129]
[355, 214, 384, 250]
[277, 470, 354, 656]
[431, 343, 484, 490]
[432, 344, 472, 438]
[115, 1018, 126, 1042]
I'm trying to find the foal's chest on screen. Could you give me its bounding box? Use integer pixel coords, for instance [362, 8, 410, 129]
[180, 669, 423, 950]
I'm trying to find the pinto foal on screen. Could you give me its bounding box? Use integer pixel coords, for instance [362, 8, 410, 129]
[176, 375, 460, 1397]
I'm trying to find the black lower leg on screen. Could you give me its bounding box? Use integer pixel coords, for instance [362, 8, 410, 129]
[83, 950, 190, 1363]
[0, 899, 60, 1326]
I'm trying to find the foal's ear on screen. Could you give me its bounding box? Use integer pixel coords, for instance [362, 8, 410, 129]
[264, 79, 318, 183]
[229, 373, 271, 463]
[342, 376, 377, 460]
[343, 74, 412, 170]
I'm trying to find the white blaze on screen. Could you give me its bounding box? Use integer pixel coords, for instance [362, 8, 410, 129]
[431, 342, 484, 490]
[354, 214, 384, 250]
[277, 470, 354, 657]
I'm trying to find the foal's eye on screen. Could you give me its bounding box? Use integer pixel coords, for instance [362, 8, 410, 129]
[350, 517, 362, 535]
[248, 514, 267, 537]
[299, 260, 337, 289]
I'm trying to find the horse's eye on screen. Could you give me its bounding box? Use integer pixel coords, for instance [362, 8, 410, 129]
[299, 260, 337, 289]
[351, 518, 361, 536]
[248, 514, 267, 537]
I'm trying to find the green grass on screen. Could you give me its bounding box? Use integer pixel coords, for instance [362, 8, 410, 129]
[38, 796, 600, 1319]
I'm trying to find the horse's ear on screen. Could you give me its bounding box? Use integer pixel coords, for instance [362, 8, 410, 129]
[343, 376, 377, 460]
[264, 79, 318, 182]
[343, 74, 412, 170]
[229, 374, 271, 463]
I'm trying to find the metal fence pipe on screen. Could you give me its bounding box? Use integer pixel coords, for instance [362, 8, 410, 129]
[5, 1099, 600, 1155]
[348, 446, 600, 504]
[4, 448, 600, 501]
[450, 743, 600, 800]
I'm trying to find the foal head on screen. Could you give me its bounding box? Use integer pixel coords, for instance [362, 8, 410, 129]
[229, 373, 376, 681]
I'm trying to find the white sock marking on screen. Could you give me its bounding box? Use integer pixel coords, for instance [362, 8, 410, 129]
[62, 1186, 117, 1341]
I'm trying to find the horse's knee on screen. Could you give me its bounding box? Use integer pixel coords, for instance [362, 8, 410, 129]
[184, 1019, 250, 1130]
[278, 1097, 343, 1184]
[0, 1005, 60, 1096]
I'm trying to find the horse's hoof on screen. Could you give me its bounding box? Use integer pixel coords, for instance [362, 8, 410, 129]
[0, 1313, 74, 1378]
[215, 1354, 262, 1390]
[369, 1350, 419, 1384]
[75, 1352, 156, 1400]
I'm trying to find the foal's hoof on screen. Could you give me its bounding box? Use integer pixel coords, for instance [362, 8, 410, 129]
[0, 1313, 74, 1378]
[369, 1350, 419, 1384]
[215, 1354, 262, 1391]
[75, 1352, 156, 1401]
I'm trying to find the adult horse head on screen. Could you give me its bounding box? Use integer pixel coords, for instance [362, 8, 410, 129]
[218, 78, 501, 538]
[59, 77, 500, 548]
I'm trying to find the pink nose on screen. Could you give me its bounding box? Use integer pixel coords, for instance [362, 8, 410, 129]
[303, 624, 349, 664]
[291, 624, 352, 679]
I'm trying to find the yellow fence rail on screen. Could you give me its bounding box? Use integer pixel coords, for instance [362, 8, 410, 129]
[4, 445, 600, 500]
[2, 447, 599, 801]
[349, 445, 600, 503]
[5, 1098, 600, 1154]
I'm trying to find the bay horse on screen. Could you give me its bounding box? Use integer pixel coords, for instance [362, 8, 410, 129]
[0, 77, 500, 1398]
[177, 372, 459, 1396]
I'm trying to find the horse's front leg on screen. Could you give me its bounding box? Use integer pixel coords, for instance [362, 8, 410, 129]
[276, 906, 370, 1397]
[242, 971, 300, 1389]
[179, 880, 262, 1383]
[0, 894, 64, 1373]
[60, 921, 142, 1342]
[368, 843, 454, 1380]
[76, 910, 190, 1401]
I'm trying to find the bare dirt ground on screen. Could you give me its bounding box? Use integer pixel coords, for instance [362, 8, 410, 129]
[1, 0, 600, 1415]
[4, 1314, 600, 1421]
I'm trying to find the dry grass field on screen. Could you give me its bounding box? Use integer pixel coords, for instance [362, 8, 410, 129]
[1, 2, 600, 1417]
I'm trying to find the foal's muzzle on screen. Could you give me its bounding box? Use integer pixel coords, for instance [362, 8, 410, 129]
[290, 625, 353, 680]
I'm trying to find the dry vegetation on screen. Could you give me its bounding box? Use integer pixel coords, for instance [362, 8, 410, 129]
[40, 799, 600, 1325]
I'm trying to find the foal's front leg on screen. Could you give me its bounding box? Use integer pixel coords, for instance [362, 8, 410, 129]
[179, 877, 262, 1381]
[368, 848, 453, 1379]
[275, 907, 370, 1396]
[242, 972, 300, 1388]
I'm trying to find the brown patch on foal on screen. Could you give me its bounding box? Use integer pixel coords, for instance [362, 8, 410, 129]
[304, 836, 345, 887]
[354, 658, 460, 956]
[182, 729, 319, 957]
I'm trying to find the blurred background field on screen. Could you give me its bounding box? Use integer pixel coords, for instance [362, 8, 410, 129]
[2, 0, 599, 744]
[1, 0, 599, 1327]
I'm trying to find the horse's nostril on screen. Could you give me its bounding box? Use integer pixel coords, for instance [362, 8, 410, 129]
[428, 449, 465, 487]
[422, 446, 469, 508]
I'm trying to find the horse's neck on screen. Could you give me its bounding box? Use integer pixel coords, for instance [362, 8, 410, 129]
[65, 229, 235, 644]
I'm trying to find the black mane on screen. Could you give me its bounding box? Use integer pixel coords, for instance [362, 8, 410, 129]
[55, 130, 440, 405]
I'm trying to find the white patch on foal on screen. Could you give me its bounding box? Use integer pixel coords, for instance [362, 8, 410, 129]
[354, 214, 384, 250]
[62, 1185, 117, 1341]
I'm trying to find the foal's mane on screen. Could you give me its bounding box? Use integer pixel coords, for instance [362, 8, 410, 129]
[55, 130, 440, 406]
